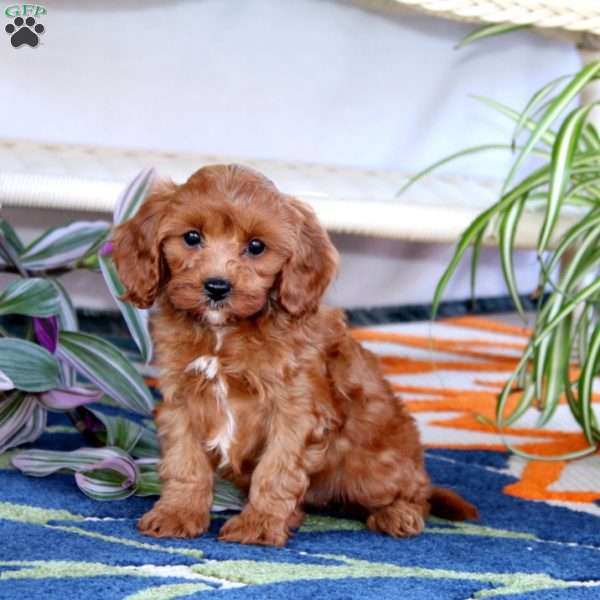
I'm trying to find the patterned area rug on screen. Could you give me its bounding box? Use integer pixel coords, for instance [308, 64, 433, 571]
[1, 315, 600, 599]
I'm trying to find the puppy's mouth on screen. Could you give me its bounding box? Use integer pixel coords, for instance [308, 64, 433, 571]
[207, 299, 227, 310]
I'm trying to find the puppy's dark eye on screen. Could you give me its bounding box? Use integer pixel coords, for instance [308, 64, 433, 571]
[246, 239, 266, 256]
[183, 231, 202, 247]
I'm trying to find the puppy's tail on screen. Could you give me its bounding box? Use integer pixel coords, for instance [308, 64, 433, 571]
[428, 487, 479, 521]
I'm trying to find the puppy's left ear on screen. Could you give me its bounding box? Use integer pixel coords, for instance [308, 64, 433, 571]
[279, 198, 338, 316]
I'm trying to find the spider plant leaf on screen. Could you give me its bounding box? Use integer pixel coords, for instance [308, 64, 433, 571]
[543, 208, 600, 277]
[498, 195, 526, 317]
[503, 382, 536, 427]
[471, 96, 556, 147]
[432, 164, 551, 319]
[535, 276, 600, 346]
[396, 144, 512, 196]
[469, 229, 485, 304]
[57, 331, 154, 416]
[0, 278, 60, 318]
[503, 443, 597, 462]
[538, 104, 597, 253]
[578, 323, 600, 443]
[113, 167, 156, 225]
[512, 75, 570, 146]
[501, 61, 600, 193]
[576, 304, 592, 368]
[537, 319, 570, 427]
[457, 23, 530, 49]
[98, 253, 153, 363]
[20, 222, 111, 271]
[496, 348, 532, 426]
[0, 339, 60, 392]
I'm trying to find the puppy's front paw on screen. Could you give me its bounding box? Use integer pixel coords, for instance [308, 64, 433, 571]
[138, 503, 209, 538]
[218, 507, 289, 547]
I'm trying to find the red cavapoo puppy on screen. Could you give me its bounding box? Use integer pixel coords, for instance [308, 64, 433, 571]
[113, 164, 477, 547]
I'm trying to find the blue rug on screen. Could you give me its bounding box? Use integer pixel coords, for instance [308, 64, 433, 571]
[1, 412, 600, 599]
[2, 316, 600, 599]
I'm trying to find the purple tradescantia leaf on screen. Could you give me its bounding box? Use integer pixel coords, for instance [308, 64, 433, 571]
[0, 369, 14, 391]
[74, 452, 140, 499]
[39, 386, 103, 410]
[13, 446, 139, 499]
[0, 394, 47, 454]
[100, 241, 113, 257]
[78, 455, 138, 489]
[33, 316, 59, 353]
[20, 221, 111, 271]
[113, 167, 156, 225]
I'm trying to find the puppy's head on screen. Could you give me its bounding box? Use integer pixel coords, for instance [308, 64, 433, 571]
[112, 164, 338, 325]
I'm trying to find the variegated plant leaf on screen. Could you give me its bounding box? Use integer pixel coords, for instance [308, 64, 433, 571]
[57, 331, 154, 416]
[0, 338, 60, 392]
[12, 446, 140, 500]
[39, 386, 104, 411]
[0, 278, 61, 318]
[51, 280, 78, 386]
[20, 221, 110, 271]
[99, 253, 153, 363]
[113, 167, 156, 224]
[0, 369, 14, 391]
[0, 393, 47, 453]
[0, 224, 26, 276]
[90, 409, 145, 453]
[129, 425, 160, 458]
[75, 453, 140, 500]
[0, 220, 24, 254]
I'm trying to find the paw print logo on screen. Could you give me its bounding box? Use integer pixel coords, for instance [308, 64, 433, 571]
[5, 16, 45, 48]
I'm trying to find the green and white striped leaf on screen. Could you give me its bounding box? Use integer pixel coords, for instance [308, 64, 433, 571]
[20, 221, 110, 271]
[501, 61, 600, 192]
[471, 96, 556, 147]
[498, 195, 526, 317]
[0, 393, 47, 453]
[0, 339, 60, 392]
[57, 331, 154, 416]
[50, 279, 78, 387]
[0, 278, 60, 318]
[12, 446, 140, 500]
[0, 220, 23, 254]
[113, 167, 156, 224]
[539, 104, 597, 253]
[578, 324, 600, 443]
[90, 409, 145, 453]
[457, 22, 530, 49]
[99, 253, 153, 363]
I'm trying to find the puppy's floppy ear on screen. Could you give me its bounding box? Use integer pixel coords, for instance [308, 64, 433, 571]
[279, 198, 338, 316]
[112, 180, 176, 308]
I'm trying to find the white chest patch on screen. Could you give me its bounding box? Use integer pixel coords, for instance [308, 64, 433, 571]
[185, 354, 235, 468]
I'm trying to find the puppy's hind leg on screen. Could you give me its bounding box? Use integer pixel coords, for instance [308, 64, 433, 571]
[366, 497, 426, 537]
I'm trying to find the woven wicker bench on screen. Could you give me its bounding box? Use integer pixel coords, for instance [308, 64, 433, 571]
[1, 1, 596, 249]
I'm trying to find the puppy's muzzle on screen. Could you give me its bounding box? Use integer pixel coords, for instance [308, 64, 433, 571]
[204, 278, 232, 302]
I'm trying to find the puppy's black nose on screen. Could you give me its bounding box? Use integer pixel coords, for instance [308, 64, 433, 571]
[203, 278, 232, 301]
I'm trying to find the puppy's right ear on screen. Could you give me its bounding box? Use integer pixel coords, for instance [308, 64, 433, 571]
[112, 181, 175, 308]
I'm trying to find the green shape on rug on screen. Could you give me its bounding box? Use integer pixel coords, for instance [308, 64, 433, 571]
[123, 583, 213, 600]
[191, 554, 589, 598]
[0, 501, 203, 560]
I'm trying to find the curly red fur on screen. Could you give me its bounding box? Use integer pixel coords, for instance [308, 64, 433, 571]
[112, 164, 478, 546]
